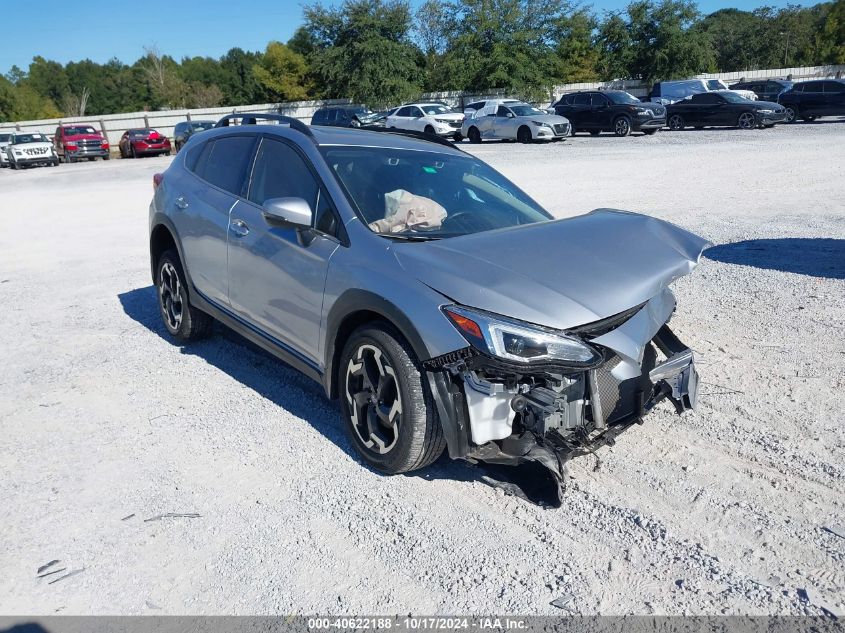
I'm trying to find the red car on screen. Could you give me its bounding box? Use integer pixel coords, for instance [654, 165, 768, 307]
[119, 129, 172, 158]
[54, 124, 110, 162]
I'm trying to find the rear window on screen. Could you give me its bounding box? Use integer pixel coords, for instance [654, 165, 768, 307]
[189, 136, 255, 196]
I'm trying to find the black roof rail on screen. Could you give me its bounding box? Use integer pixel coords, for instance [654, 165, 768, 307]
[215, 112, 313, 138]
[358, 125, 464, 151]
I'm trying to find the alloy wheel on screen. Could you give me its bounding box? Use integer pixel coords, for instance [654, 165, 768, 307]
[614, 117, 631, 137]
[345, 344, 402, 455]
[159, 262, 183, 331]
[784, 106, 797, 123]
[668, 114, 684, 130]
[738, 112, 756, 129]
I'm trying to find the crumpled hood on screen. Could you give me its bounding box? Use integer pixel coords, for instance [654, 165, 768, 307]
[393, 209, 711, 331]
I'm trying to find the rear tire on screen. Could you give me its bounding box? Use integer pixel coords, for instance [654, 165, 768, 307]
[468, 127, 481, 144]
[156, 250, 213, 342]
[668, 114, 685, 130]
[339, 323, 446, 474]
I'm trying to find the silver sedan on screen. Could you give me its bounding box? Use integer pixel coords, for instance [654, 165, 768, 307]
[461, 102, 570, 143]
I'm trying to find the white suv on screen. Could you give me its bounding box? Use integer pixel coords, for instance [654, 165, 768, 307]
[385, 103, 464, 140]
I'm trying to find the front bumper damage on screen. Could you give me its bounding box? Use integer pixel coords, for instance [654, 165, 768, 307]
[425, 300, 699, 506]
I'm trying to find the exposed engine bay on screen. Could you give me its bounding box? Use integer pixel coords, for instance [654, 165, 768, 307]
[425, 291, 699, 506]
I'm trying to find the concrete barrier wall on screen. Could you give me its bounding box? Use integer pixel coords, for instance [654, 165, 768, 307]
[2, 64, 843, 143]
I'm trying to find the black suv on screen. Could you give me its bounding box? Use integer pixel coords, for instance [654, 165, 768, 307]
[777, 79, 845, 123]
[173, 120, 216, 152]
[552, 90, 666, 137]
[311, 105, 374, 128]
[729, 79, 793, 102]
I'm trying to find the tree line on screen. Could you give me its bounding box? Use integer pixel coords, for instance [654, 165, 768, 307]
[1, 0, 843, 122]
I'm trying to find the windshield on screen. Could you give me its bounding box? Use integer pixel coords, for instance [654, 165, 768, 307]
[13, 133, 48, 144]
[64, 125, 97, 135]
[606, 91, 642, 105]
[322, 146, 551, 239]
[719, 91, 750, 103]
[190, 121, 215, 131]
[420, 104, 453, 115]
[509, 105, 545, 116]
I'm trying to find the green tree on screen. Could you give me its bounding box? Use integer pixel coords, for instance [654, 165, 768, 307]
[253, 42, 312, 101]
[623, 0, 715, 81]
[303, 0, 422, 106]
[553, 8, 601, 82]
[419, 0, 573, 100]
[220, 48, 268, 104]
[596, 12, 633, 79]
[818, 0, 845, 62]
[697, 8, 764, 71]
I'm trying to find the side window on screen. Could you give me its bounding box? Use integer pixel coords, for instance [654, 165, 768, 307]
[824, 81, 845, 93]
[412, 107, 425, 118]
[573, 93, 591, 106]
[337, 109, 350, 121]
[312, 110, 326, 125]
[196, 135, 255, 195]
[590, 94, 608, 107]
[248, 138, 318, 208]
[804, 82, 823, 93]
[395, 106, 411, 117]
[187, 139, 213, 174]
[466, 102, 483, 112]
[496, 105, 510, 117]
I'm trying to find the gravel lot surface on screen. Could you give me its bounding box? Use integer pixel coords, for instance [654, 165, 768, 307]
[1, 121, 843, 616]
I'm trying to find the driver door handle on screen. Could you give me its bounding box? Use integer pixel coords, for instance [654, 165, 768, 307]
[230, 219, 249, 237]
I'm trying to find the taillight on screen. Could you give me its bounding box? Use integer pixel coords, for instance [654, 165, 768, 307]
[153, 173, 163, 190]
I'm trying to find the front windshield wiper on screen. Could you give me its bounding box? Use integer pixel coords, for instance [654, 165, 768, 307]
[380, 233, 442, 241]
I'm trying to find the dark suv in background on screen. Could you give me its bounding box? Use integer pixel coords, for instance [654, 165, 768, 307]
[311, 105, 376, 128]
[173, 120, 216, 152]
[729, 79, 793, 102]
[552, 90, 666, 136]
[777, 79, 845, 122]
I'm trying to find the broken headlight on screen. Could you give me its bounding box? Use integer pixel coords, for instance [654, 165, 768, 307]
[443, 305, 602, 367]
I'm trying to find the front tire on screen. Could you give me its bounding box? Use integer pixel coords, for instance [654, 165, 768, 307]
[737, 112, 756, 129]
[517, 126, 532, 143]
[339, 323, 445, 474]
[424, 125, 435, 135]
[156, 250, 213, 341]
[613, 116, 631, 137]
[784, 105, 798, 123]
[468, 127, 481, 144]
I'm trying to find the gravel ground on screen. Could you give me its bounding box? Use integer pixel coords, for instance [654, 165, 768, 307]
[0, 121, 843, 616]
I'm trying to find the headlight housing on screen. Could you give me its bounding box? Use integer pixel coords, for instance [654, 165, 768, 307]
[531, 121, 551, 127]
[635, 108, 652, 116]
[757, 108, 773, 114]
[443, 305, 602, 368]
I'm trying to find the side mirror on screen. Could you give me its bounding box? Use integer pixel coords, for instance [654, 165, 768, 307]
[506, 112, 515, 118]
[263, 197, 313, 228]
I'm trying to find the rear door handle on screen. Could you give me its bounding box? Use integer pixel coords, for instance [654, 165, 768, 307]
[175, 196, 189, 210]
[230, 219, 249, 237]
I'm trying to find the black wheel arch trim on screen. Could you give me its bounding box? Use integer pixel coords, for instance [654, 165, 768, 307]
[150, 214, 191, 287]
[324, 289, 432, 400]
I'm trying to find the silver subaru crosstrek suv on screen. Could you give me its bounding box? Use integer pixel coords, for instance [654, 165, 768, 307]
[149, 113, 710, 503]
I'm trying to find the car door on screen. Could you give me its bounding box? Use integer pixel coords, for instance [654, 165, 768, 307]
[490, 105, 516, 139]
[822, 81, 845, 116]
[227, 136, 342, 364]
[568, 93, 592, 128]
[590, 93, 613, 129]
[799, 82, 825, 115]
[699, 93, 732, 125]
[388, 106, 412, 130]
[173, 134, 256, 306]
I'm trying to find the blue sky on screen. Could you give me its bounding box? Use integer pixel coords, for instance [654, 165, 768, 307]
[1, 0, 814, 75]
